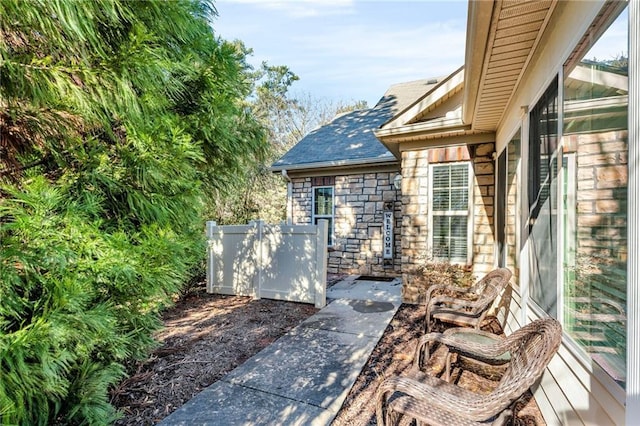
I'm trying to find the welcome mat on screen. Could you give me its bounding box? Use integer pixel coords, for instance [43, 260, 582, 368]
[354, 275, 396, 282]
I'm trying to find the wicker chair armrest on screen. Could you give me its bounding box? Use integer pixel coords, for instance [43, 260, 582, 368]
[443, 327, 504, 340]
[413, 329, 509, 372]
[592, 297, 626, 315]
[425, 293, 484, 333]
[426, 284, 471, 300]
[568, 296, 626, 321]
[425, 284, 453, 299]
[413, 332, 446, 370]
[429, 294, 486, 311]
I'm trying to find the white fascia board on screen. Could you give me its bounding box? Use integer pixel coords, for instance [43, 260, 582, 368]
[462, 0, 495, 125]
[375, 116, 468, 141]
[269, 156, 397, 173]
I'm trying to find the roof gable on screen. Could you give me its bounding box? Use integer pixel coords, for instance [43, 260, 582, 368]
[381, 66, 465, 130]
[271, 77, 443, 172]
[372, 67, 494, 157]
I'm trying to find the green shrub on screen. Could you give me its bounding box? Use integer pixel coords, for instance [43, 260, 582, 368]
[0, 177, 203, 424]
[0, 0, 264, 423]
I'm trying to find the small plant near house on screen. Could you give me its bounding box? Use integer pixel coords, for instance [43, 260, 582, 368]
[403, 255, 475, 303]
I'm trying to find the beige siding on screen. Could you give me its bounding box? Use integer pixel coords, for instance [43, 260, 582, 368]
[503, 288, 625, 425]
[540, 345, 625, 425]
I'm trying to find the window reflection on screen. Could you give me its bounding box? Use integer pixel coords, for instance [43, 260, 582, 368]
[562, 7, 628, 386]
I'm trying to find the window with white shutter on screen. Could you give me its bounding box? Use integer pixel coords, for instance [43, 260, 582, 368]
[429, 163, 472, 263]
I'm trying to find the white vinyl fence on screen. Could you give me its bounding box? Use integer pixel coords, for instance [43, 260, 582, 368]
[206, 220, 328, 308]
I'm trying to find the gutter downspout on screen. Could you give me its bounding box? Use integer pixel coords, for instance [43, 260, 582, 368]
[281, 169, 293, 225]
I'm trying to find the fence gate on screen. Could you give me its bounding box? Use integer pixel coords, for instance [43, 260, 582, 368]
[206, 220, 328, 308]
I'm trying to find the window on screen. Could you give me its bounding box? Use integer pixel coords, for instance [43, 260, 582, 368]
[496, 149, 507, 267]
[429, 163, 472, 263]
[562, 5, 628, 386]
[496, 130, 521, 286]
[313, 186, 334, 246]
[506, 132, 521, 286]
[524, 4, 628, 386]
[528, 77, 560, 317]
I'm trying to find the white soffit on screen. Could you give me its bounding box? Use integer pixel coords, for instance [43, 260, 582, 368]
[472, 0, 556, 131]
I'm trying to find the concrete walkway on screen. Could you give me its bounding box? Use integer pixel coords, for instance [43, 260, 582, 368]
[159, 276, 402, 425]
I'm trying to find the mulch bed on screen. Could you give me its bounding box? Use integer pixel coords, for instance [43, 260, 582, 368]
[111, 280, 546, 425]
[110, 288, 318, 425]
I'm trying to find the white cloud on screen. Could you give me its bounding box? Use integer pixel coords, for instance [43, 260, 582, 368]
[220, 0, 356, 18]
[296, 22, 464, 60]
[290, 20, 465, 86]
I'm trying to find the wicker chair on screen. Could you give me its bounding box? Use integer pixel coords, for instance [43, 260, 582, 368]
[377, 318, 562, 426]
[424, 268, 512, 333]
[414, 327, 511, 381]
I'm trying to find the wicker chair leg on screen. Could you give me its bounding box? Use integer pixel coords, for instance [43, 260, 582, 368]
[507, 393, 532, 426]
[424, 313, 432, 334]
[377, 389, 398, 426]
[490, 409, 514, 426]
[384, 406, 404, 426]
[414, 342, 428, 371]
[444, 351, 453, 382]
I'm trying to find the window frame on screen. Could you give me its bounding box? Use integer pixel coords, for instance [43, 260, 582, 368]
[527, 77, 561, 318]
[496, 130, 522, 276]
[496, 148, 507, 268]
[428, 161, 474, 264]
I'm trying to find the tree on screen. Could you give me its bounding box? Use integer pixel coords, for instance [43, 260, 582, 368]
[0, 1, 266, 424]
[207, 57, 369, 225]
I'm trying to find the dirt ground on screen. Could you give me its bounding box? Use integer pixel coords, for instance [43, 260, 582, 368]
[109, 285, 318, 425]
[111, 280, 545, 425]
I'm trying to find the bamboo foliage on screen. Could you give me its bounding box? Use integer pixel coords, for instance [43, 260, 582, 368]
[0, 0, 267, 424]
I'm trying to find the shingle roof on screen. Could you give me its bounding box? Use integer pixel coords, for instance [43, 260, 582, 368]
[271, 77, 442, 171]
[380, 77, 444, 116]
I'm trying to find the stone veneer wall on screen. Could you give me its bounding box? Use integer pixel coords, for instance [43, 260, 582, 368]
[290, 172, 402, 276]
[401, 143, 496, 303]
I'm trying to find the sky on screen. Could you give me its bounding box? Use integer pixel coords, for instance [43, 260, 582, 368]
[211, 0, 468, 108]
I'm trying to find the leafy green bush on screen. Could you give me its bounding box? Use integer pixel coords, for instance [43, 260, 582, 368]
[0, 0, 266, 424]
[0, 173, 203, 424]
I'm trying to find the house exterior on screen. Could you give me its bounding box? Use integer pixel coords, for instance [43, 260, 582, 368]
[271, 77, 445, 276]
[375, 1, 636, 424]
[275, 0, 638, 423]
